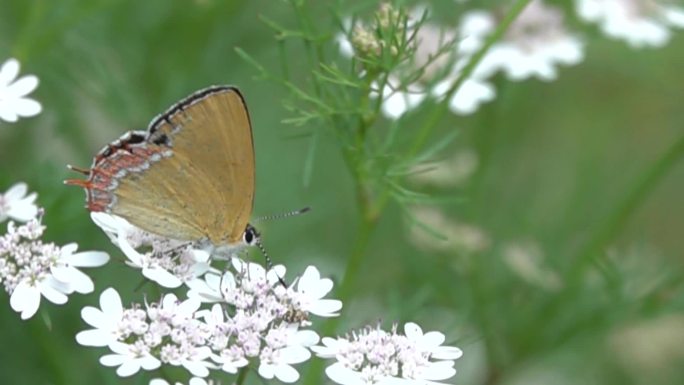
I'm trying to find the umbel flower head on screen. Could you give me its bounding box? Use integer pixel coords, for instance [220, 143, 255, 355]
[77, 260, 342, 383]
[0, 57, 42, 123]
[313, 322, 463, 385]
[0, 209, 109, 319]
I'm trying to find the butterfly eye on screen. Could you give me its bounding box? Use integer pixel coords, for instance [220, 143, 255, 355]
[243, 225, 259, 246]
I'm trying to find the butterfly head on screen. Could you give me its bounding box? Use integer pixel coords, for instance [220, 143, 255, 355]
[242, 223, 260, 246]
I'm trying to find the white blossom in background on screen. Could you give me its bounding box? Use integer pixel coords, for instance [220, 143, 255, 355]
[0, 182, 38, 223]
[576, 0, 684, 48]
[78, 261, 341, 382]
[408, 149, 479, 188]
[467, 0, 585, 81]
[91, 212, 211, 288]
[407, 206, 490, 254]
[0, 212, 109, 319]
[0, 58, 42, 123]
[502, 241, 562, 290]
[312, 322, 463, 385]
[338, 4, 497, 119]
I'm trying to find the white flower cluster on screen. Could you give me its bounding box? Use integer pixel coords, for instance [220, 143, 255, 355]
[313, 322, 463, 385]
[0, 57, 42, 123]
[576, 0, 684, 48]
[77, 257, 342, 383]
[0, 185, 109, 319]
[469, 0, 585, 82]
[339, 0, 684, 120]
[91, 212, 211, 288]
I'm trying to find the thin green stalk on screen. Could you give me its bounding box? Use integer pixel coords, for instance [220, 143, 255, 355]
[568, 132, 684, 283]
[235, 366, 249, 385]
[303, 214, 379, 385]
[405, 0, 532, 159]
[368, 0, 532, 221]
[522, 132, 684, 346]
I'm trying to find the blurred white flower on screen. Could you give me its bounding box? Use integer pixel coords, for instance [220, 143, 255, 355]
[0, 182, 38, 223]
[1, 215, 109, 320]
[313, 322, 462, 385]
[408, 149, 479, 188]
[502, 241, 562, 290]
[337, 6, 497, 119]
[0, 58, 42, 123]
[467, 1, 585, 81]
[91, 212, 211, 288]
[407, 206, 490, 254]
[576, 0, 684, 48]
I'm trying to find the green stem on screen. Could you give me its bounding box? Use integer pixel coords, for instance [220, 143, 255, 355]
[303, 207, 379, 385]
[235, 366, 249, 385]
[568, 132, 684, 283]
[521, 132, 684, 348]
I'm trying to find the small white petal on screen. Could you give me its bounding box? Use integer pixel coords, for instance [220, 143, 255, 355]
[64, 251, 110, 267]
[10, 281, 41, 320]
[274, 364, 300, 383]
[419, 360, 456, 381]
[183, 361, 210, 377]
[4, 182, 27, 201]
[140, 356, 161, 371]
[189, 378, 208, 385]
[309, 299, 342, 316]
[62, 267, 95, 293]
[6, 75, 38, 97]
[100, 354, 125, 367]
[116, 361, 142, 377]
[432, 346, 463, 360]
[0, 58, 20, 87]
[326, 362, 363, 385]
[258, 363, 275, 379]
[39, 280, 69, 304]
[143, 267, 182, 288]
[100, 287, 123, 316]
[76, 329, 113, 347]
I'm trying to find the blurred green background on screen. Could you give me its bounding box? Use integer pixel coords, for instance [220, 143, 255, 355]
[1, 0, 684, 384]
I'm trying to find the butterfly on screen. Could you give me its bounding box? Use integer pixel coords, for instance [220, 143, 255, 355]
[66, 86, 259, 253]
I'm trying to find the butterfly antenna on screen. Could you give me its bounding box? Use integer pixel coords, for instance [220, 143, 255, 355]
[254, 206, 311, 223]
[255, 240, 287, 287]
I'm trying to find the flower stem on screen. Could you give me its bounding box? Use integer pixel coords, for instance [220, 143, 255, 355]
[303, 202, 379, 384]
[522, 132, 684, 346]
[235, 366, 249, 385]
[568, 132, 684, 284]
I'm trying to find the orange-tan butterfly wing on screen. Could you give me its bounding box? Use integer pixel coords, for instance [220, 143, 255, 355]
[110, 87, 254, 244]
